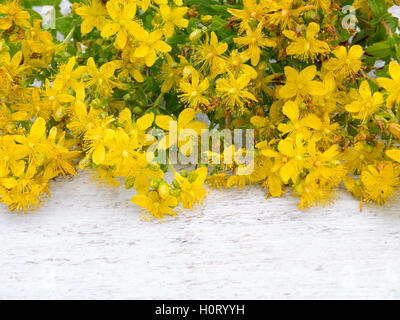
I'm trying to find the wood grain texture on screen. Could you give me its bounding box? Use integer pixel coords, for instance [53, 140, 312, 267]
[1, 170, 400, 299]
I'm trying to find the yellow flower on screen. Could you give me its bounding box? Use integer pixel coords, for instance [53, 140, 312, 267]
[323, 45, 363, 80]
[12, 117, 48, 164]
[206, 173, 228, 189]
[0, 51, 28, 81]
[250, 146, 283, 197]
[21, 20, 60, 68]
[0, 162, 47, 213]
[361, 163, 399, 205]
[42, 128, 80, 181]
[311, 0, 331, 12]
[307, 138, 345, 186]
[227, 0, 268, 33]
[118, 108, 155, 147]
[341, 141, 385, 174]
[377, 61, 400, 108]
[42, 79, 75, 115]
[53, 57, 86, 92]
[278, 135, 311, 183]
[194, 31, 227, 76]
[174, 167, 207, 209]
[140, 0, 183, 13]
[386, 148, 400, 163]
[278, 65, 326, 100]
[178, 70, 210, 109]
[233, 25, 276, 66]
[251, 115, 276, 139]
[67, 88, 113, 137]
[345, 80, 383, 123]
[159, 4, 188, 38]
[283, 22, 330, 61]
[117, 49, 145, 82]
[101, 0, 142, 49]
[225, 49, 257, 79]
[85, 57, 120, 96]
[0, 0, 30, 30]
[216, 73, 257, 112]
[133, 29, 172, 67]
[75, 0, 108, 34]
[131, 191, 178, 218]
[155, 108, 207, 149]
[264, 0, 316, 29]
[103, 128, 142, 176]
[226, 174, 249, 189]
[277, 100, 322, 138]
[159, 54, 188, 92]
[297, 178, 337, 209]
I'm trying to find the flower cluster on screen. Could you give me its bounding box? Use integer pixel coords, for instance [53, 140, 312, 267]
[1, 0, 400, 219]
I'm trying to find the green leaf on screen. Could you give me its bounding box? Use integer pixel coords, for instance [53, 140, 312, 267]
[366, 40, 393, 57]
[55, 16, 74, 36]
[166, 34, 187, 46]
[368, 0, 387, 18]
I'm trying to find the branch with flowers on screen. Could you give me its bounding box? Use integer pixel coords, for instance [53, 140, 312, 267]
[1, 0, 400, 219]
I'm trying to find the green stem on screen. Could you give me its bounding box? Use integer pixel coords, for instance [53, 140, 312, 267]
[388, 134, 393, 149]
[153, 92, 164, 108]
[63, 26, 75, 44]
[387, 109, 398, 123]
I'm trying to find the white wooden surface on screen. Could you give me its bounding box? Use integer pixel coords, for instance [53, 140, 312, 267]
[1, 170, 400, 299]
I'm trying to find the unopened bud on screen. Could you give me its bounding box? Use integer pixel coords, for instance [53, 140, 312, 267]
[150, 178, 162, 189]
[189, 29, 203, 41]
[170, 189, 180, 197]
[132, 106, 143, 114]
[188, 171, 197, 182]
[180, 169, 188, 177]
[201, 15, 213, 26]
[303, 11, 318, 23]
[172, 180, 181, 189]
[247, 18, 257, 30]
[153, 14, 163, 25]
[158, 182, 170, 199]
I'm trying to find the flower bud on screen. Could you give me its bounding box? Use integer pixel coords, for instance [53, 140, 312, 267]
[158, 182, 170, 199]
[188, 171, 197, 182]
[247, 18, 257, 30]
[180, 169, 188, 177]
[153, 14, 163, 25]
[172, 180, 181, 189]
[150, 178, 162, 189]
[133, 106, 143, 114]
[91, 98, 101, 108]
[189, 29, 203, 41]
[170, 188, 181, 197]
[303, 11, 318, 23]
[201, 15, 213, 26]
[125, 178, 134, 189]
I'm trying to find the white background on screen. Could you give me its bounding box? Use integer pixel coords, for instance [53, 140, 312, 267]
[1, 170, 400, 299]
